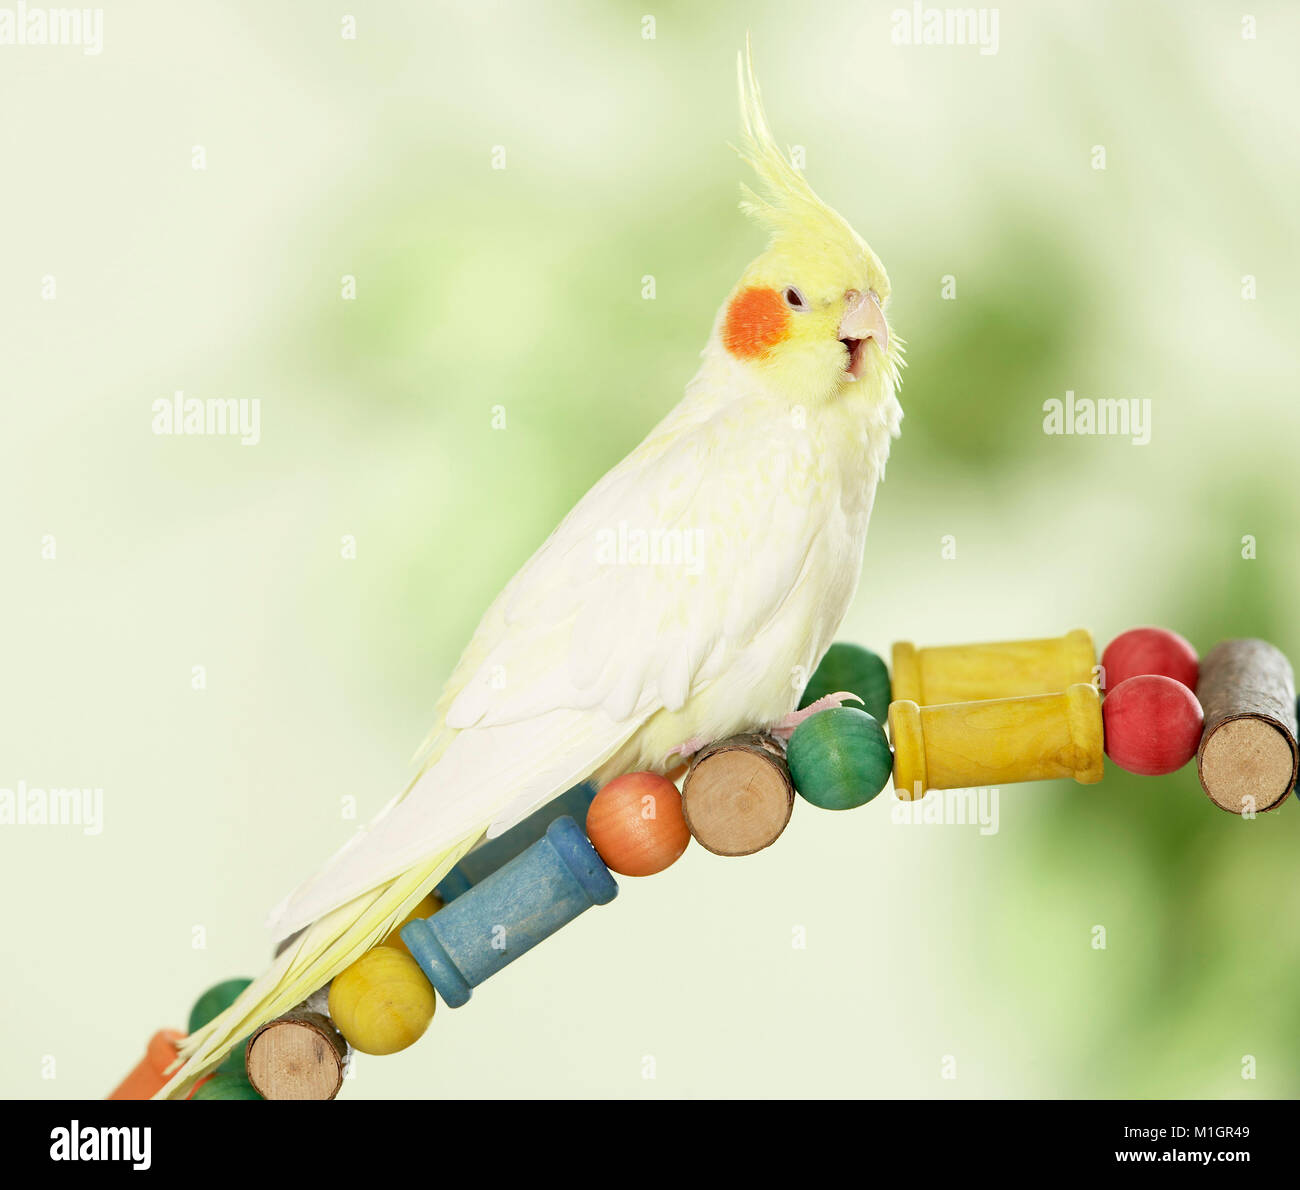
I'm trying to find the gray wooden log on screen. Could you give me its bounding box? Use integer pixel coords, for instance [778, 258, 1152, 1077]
[1196, 639, 1298, 814]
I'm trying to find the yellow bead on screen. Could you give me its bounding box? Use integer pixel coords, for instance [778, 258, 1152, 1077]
[328, 947, 436, 1055]
[381, 892, 443, 955]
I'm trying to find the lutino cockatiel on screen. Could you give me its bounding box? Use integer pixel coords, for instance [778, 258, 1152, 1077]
[158, 49, 903, 1097]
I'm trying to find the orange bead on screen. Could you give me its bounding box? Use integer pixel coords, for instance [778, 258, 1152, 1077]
[585, 772, 690, 876]
[107, 1029, 183, 1100]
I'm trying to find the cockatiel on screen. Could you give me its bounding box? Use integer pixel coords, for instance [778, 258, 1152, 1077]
[158, 48, 903, 1097]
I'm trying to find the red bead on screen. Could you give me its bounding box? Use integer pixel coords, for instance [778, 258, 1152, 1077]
[1102, 674, 1204, 776]
[1101, 627, 1198, 693]
[585, 772, 690, 877]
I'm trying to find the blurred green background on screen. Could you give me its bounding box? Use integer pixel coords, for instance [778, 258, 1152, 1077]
[2, 0, 1298, 1098]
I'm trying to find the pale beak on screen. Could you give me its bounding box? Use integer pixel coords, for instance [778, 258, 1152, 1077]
[838, 289, 888, 380]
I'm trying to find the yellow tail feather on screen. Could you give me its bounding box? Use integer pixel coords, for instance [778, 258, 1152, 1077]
[155, 829, 481, 1099]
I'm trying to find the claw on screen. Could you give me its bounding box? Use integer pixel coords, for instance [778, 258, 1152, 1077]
[769, 691, 864, 741]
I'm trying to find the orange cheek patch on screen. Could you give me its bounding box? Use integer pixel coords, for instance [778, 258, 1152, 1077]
[722, 286, 790, 359]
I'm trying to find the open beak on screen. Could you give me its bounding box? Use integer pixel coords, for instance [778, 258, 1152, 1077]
[838, 289, 888, 381]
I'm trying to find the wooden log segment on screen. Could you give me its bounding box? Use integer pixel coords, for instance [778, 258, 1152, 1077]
[245, 1008, 347, 1101]
[681, 733, 794, 855]
[1196, 639, 1298, 814]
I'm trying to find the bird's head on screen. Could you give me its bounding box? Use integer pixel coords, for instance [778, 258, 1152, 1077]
[714, 50, 903, 410]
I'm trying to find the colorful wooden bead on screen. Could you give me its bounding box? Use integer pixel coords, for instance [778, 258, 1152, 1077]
[586, 772, 690, 876]
[1102, 674, 1203, 776]
[188, 976, 254, 1076]
[107, 1029, 184, 1101]
[189, 1074, 262, 1100]
[787, 708, 892, 810]
[327, 948, 436, 1057]
[889, 683, 1104, 799]
[402, 815, 617, 1008]
[800, 642, 892, 723]
[1196, 639, 1298, 813]
[892, 629, 1096, 706]
[1100, 627, 1198, 693]
[436, 782, 597, 902]
[681, 733, 794, 856]
[188, 977, 253, 1034]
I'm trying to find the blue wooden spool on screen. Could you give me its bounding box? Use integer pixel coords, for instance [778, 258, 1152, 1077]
[402, 815, 617, 1007]
[435, 783, 597, 902]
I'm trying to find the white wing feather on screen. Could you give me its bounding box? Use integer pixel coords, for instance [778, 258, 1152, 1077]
[266, 386, 839, 938]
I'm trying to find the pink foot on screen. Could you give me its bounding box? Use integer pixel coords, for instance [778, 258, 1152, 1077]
[666, 735, 710, 763]
[769, 691, 863, 741]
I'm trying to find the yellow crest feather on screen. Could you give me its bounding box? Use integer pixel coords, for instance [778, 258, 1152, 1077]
[734, 38, 870, 276]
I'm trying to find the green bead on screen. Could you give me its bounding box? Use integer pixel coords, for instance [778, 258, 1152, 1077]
[188, 978, 253, 1034]
[188, 978, 254, 1077]
[190, 1074, 263, 1101]
[217, 1039, 254, 1077]
[787, 707, 892, 811]
[800, 643, 891, 723]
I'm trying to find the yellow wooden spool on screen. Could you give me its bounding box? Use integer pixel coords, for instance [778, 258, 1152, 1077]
[889, 683, 1104, 800]
[891, 629, 1096, 706]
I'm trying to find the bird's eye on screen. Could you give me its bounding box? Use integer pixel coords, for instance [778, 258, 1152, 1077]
[782, 286, 808, 311]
